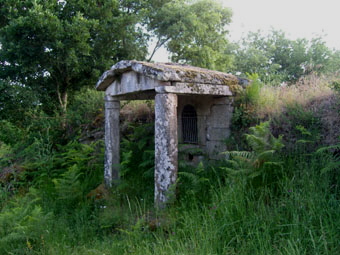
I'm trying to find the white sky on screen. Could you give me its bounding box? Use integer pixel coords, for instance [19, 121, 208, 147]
[224, 0, 340, 49]
[153, 0, 340, 62]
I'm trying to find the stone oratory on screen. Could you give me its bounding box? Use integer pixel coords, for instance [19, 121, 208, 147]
[96, 60, 247, 208]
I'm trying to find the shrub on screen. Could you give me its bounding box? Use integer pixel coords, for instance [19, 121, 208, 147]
[0, 120, 24, 146]
[0, 188, 51, 254]
[119, 123, 155, 201]
[222, 121, 284, 191]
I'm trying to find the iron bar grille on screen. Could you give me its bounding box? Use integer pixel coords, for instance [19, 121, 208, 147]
[182, 105, 198, 144]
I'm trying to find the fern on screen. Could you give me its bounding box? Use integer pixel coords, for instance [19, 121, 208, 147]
[315, 144, 340, 174]
[119, 123, 155, 199]
[223, 150, 254, 159]
[221, 121, 284, 190]
[0, 188, 51, 253]
[316, 144, 340, 154]
[52, 164, 84, 206]
[177, 162, 212, 203]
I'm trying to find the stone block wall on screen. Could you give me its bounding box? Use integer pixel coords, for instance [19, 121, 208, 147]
[177, 95, 233, 161]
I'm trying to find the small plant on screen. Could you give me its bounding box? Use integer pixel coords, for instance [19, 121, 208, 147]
[315, 143, 340, 196]
[222, 121, 284, 190]
[119, 123, 155, 200]
[177, 162, 212, 203]
[330, 80, 340, 93]
[0, 188, 51, 254]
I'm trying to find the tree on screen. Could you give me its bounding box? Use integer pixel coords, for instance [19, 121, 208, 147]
[0, 0, 148, 113]
[147, 0, 234, 71]
[0, 0, 236, 116]
[233, 30, 335, 84]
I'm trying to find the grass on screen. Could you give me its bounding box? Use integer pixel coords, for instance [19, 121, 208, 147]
[254, 74, 334, 119]
[0, 74, 339, 254]
[1, 152, 337, 255]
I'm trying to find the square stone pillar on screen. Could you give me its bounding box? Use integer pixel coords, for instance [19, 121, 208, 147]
[104, 95, 120, 187]
[154, 93, 178, 208]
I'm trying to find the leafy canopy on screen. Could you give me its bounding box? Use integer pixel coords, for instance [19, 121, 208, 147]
[233, 30, 339, 84]
[147, 0, 234, 71]
[0, 0, 149, 113]
[0, 0, 234, 116]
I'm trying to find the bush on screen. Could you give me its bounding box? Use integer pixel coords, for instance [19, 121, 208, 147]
[222, 121, 284, 192]
[0, 188, 51, 254]
[0, 120, 24, 146]
[119, 123, 155, 201]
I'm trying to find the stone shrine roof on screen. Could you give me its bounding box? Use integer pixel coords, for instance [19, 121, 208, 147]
[96, 60, 246, 91]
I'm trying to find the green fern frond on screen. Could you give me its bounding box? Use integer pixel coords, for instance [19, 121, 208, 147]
[257, 150, 275, 161]
[223, 151, 254, 159]
[316, 144, 340, 154]
[320, 161, 340, 174]
[221, 121, 284, 188]
[263, 162, 283, 171]
[178, 172, 201, 187]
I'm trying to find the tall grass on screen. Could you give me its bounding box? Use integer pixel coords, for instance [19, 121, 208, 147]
[29, 152, 337, 255]
[255, 74, 334, 119]
[0, 74, 339, 254]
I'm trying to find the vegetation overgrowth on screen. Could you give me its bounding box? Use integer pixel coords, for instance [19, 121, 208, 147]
[1, 74, 339, 254]
[1, 1, 340, 254]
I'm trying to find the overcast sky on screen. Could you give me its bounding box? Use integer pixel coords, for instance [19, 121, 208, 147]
[153, 0, 340, 61]
[224, 0, 340, 49]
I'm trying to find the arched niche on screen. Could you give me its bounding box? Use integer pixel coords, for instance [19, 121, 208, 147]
[181, 104, 198, 144]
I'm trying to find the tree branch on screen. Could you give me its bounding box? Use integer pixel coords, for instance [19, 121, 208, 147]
[147, 36, 170, 62]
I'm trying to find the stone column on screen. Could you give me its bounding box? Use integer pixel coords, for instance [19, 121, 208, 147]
[154, 93, 178, 208]
[104, 95, 120, 187]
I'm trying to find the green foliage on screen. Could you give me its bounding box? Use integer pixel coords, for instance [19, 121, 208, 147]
[271, 103, 322, 153]
[177, 161, 214, 204]
[0, 0, 236, 115]
[229, 74, 263, 149]
[0, 120, 23, 146]
[0, 79, 40, 123]
[315, 144, 340, 193]
[66, 88, 104, 131]
[330, 79, 340, 93]
[119, 123, 155, 200]
[233, 30, 338, 84]
[148, 0, 233, 71]
[222, 121, 284, 190]
[0, 2, 340, 254]
[246, 121, 284, 153]
[0, 0, 149, 112]
[0, 188, 51, 254]
[52, 165, 84, 208]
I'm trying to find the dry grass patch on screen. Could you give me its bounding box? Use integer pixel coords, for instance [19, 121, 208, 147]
[256, 74, 335, 119]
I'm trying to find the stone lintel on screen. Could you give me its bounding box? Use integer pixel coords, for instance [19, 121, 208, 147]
[154, 93, 178, 208]
[155, 83, 232, 96]
[108, 90, 156, 101]
[105, 71, 170, 97]
[104, 96, 120, 187]
[96, 60, 243, 91]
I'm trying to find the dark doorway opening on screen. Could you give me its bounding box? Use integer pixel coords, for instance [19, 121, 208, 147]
[182, 105, 198, 144]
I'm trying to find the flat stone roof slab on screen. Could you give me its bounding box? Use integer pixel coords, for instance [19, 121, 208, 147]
[96, 60, 242, 92]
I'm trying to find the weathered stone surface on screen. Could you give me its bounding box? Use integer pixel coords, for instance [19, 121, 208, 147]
[105, 71, 170, 97]
[212, 97, 233, 105]
[96, 60, 241, 208]
[104, 96, 120, 187]
[206, 127, 230, 141]
[96, 60, 241, 91]
[154, 93, 178, 208]
[206, 141, 227, 160]
[207, 104, 233, 128]
[155, 83, 232, 96]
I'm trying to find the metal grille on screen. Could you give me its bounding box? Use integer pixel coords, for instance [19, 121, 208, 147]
[182, 105, 198, 144]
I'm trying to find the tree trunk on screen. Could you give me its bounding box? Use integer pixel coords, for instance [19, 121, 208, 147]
[56, 84, 68, 114]
[56, 84, 68, 128]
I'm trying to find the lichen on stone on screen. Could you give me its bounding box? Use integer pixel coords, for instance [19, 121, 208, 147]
[97, 60, 248, 94]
